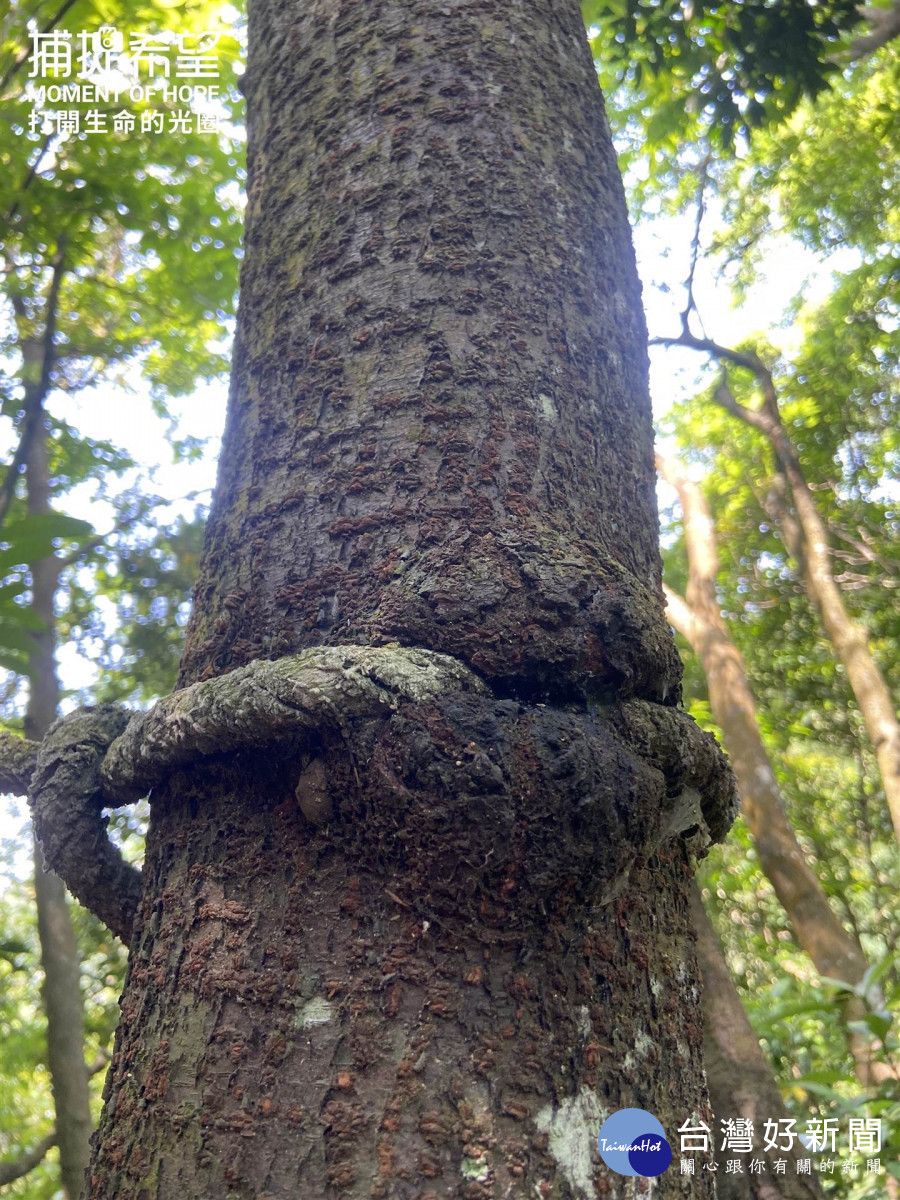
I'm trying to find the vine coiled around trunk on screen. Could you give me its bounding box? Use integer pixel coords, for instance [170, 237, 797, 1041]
[1, 644, 737, 943]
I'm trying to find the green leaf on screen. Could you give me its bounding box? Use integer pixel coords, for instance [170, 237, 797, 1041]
[847, 1013, 893, 1042]
[860, 951, 897, 996]
[0, 513, 93, 573]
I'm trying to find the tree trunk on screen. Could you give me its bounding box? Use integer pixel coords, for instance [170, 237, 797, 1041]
[712, 372, 900, 846]
[658, 454, 891, 1089]
[768, 433, 900, 845]
[84, 3, 733, 1196]
[650, 336, 900, 845]
[26, 419, 94, 1200]
[690, 888, 825, 1200]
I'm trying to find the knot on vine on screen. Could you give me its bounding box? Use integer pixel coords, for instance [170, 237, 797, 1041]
[3, 645, 737, 943]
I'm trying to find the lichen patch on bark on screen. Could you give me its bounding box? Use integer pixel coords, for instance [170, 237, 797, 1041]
[534, 1087, 607, 1198]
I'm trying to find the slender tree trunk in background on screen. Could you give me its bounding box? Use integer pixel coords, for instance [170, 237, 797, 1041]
[690, 888, 825, 1200]
[86, 2, 733, 1196]
[712, 373, 900, 846]
[770, 446, 900, 844]
[26, 420, 93, 1200]
[658, 455, 892, 1089]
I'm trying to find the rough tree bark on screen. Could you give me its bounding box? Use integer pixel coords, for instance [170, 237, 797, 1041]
[26, 418, 94, 1200]
[61, 4, 733, 1196]
[658, 454, 893, 1090]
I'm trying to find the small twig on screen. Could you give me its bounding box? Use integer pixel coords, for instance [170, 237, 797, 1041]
[679, 154, 711, 339]
[0, 0, 80, 94]
[5, 133, 54, 227]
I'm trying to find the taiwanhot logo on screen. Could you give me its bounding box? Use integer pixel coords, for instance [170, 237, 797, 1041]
[597, 1108, 673, 1177]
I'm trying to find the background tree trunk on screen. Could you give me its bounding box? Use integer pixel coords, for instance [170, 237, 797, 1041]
[712, 367, 900, 845]
[26, 419, 93, 1200]
[691, 888, 825, 1200]
[86, 3, 732, 1196]
[658, 454, 891, 1089]
[650, 338, 900, 843]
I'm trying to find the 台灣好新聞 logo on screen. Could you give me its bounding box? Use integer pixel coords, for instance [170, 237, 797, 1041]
[598, 1108, 673, 1177]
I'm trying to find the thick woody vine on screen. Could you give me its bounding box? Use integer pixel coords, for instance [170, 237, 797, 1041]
[1, 644, 738, 943]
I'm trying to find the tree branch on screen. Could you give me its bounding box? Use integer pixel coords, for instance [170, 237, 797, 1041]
[656, 330, 900, 844]
[27, 648, 491, 943]
[5, 133, 55, 227]
[649, 330, 758, 372]
[30, 705, 141, 943]
[661, 582, 703, 646]
[841, 0, 900, 59]
[100, 646, 490, 804]
[0, 1132, 57, 1187]
[0, 1054, 109, 1186]
[649, 329, 782, 426]
[0, 729, 40, 793]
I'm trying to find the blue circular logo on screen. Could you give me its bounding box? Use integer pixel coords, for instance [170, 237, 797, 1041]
[598, 1109, 672, 1177]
